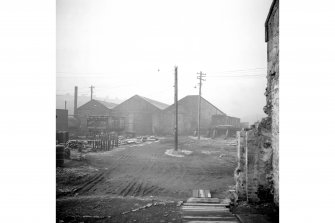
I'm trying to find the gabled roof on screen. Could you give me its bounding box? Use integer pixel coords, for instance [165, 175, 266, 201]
[137, 95, 169, 110]
[164, 95, 226, 116]
[77, 99, 118, 110]
[97, 100, 118, 109]
[113, 95, 169, 111]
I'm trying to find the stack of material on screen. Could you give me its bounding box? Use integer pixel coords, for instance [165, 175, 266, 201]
[181, 189, 239, 223]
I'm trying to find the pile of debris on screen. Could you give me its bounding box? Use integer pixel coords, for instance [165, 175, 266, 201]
[66, 140, 85, 150]
[119, 136, 159, 145]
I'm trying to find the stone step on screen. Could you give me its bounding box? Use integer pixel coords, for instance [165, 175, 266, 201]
[182, 190, 239, 223]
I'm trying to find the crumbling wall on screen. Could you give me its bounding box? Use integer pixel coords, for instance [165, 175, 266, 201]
[265, 0, 279, 206]
[235, 119, 273, 203]
[235, 0, 279, 206]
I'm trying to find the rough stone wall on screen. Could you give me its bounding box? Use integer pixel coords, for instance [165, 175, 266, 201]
[234, 0, 279, 206]
[265, 0, 279, 206]
[235, 119, 273, 203]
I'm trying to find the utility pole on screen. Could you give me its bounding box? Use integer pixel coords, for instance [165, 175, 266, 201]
[90, 85, 95, 100]
[197, 71, 206, 140]
[74, 86, 78, 116]
[64, 100, 67, 110]
[174, 66, 178, 151]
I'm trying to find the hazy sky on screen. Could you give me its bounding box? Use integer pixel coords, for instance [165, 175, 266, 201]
[57, 0, 273, 123]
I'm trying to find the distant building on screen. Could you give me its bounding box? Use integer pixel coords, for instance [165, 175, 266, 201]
[111, 95, 169, 136]
[56, 109, 68, 131]
[76, 99, 118, 133]
[240, 122, 249, 129]
[153, 95, 231, 135]
[210, 114, 241, 128]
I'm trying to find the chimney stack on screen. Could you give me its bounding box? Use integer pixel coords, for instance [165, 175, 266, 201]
[74, 86, 78, 116]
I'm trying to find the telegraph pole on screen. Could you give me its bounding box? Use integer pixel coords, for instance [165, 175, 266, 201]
[90, 85, 95, 100]
[64, 100, 67, 110]
[197, 71, 206, 140]
[174, 66, 178, 151]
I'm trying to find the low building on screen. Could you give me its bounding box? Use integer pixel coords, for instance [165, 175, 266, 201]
[111, 95, 169, 136]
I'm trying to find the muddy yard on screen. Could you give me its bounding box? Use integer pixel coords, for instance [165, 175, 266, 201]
[56, 136, 237, 222]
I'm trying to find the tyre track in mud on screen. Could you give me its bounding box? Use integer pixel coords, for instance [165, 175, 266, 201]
[63, 138, 236, 200]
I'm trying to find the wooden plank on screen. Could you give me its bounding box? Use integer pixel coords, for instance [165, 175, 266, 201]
[187, 197, 220, 203]
[183, 203, 229, 207]
[204, 189, 211, 198]
[182, 208, 230, 212]
[183, 220, 239, 223]
[182, 206, 229, 210]
[182, 213, 236, 218]
[183, 216, 230, 219]
[199, 189, 205, 198]
[193, 190, 199, 198]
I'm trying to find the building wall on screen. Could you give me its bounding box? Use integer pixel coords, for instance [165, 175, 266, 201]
[234, 0, 279, 206]
[266, 0, 279, 206]
[155, 96, 224, 135]
[210, 114, 241, 129]
[76, 100, 111, 133]
[56, 109, 68, 131]
[111, 96, 161, 136]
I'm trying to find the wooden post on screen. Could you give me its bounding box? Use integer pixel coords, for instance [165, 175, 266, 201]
[115, 132, 119, 147]
[108, 134, 110, 151]
[245, 131, 249, 202]
[174, 66, 178, 151]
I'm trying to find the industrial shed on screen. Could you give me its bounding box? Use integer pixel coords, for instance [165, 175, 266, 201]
[111, 95, 169, 136]
[76, 99, 118, 133]
[153, 95, 227, 136]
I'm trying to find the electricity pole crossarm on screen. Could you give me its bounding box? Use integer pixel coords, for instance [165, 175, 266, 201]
[196, 71, 206, 140]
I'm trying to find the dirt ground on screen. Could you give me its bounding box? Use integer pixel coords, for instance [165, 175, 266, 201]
[56, 136, 238, 223]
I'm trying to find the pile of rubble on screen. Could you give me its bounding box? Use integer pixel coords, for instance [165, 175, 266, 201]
[119, 136, 159, 145]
